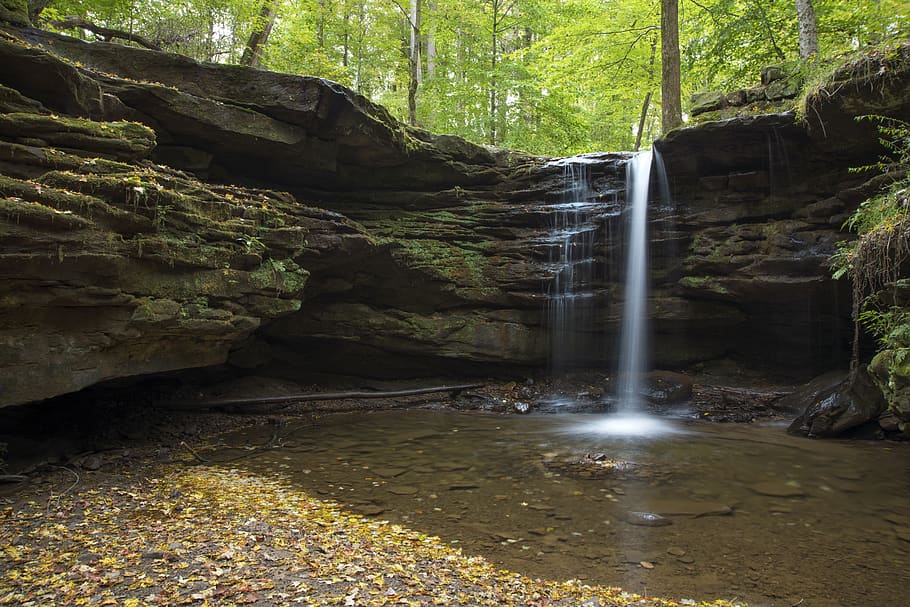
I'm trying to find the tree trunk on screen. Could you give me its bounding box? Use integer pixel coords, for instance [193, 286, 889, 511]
[489, 6, 499, 146]
[660, 0, 682, 134]
[317, 0, 326, 48]
[240, 0, 277, 67]
[407, 0, 421, 126]
[426, 1, 437, 79]
[634, 92, 652, 152]
[795, 0, 819, 59]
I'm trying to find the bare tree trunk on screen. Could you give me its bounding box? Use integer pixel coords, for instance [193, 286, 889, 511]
[634, 92, 652, 151]
[488, 1, 499, 146]
[342, 11, 350, 67]
[317, 0, 326, 48]
[660, 0, 682, 134]
[354, 0, 366, 92]
[795, 0, 819, 59]
[407, 0, 421, 126]
[240, 0, 277, 67]
[426, 0, 437, 79]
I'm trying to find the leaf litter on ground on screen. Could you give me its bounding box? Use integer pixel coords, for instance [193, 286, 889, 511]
[0, 464, 745, 607]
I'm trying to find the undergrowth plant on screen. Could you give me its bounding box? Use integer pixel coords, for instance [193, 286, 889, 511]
[832, 115, 910, 369]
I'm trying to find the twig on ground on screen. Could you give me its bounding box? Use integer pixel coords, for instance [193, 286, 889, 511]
[46, 465, 80, 513]
[179, 441, 209, 464]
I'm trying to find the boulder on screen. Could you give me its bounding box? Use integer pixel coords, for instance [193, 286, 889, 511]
[869, 349, 910, 422]
[787, 369, 887, 437]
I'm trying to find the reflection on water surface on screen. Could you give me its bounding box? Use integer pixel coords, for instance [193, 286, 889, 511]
[214, 409, 910, 607]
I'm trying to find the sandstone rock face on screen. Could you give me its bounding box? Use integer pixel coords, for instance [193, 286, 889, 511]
[10, 27, 515, 194]
[0, 26, 908, 407]
[0, 36, 377, 406]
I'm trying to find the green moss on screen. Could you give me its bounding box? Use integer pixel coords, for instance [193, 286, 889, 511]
[393, 238, 491, 288]
[250, 258, 309, 296]
[0, 0, 29, 26]
[0, 196, 92, 231]
[869, 348, 910, 421]
[0, 113, 156, 159]
[797, 42, 910, 120]
[678, 276, 731, 296]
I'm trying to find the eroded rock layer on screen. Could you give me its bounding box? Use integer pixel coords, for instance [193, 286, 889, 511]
[1, 23, 908, 407]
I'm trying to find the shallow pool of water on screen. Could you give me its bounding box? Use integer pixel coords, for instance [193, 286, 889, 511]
[213, 409, 910, 606]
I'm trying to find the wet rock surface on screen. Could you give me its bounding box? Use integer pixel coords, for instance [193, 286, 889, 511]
[787, 369, 887, 437]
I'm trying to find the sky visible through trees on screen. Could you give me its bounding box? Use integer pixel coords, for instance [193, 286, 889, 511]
[37, 0, 908, 155]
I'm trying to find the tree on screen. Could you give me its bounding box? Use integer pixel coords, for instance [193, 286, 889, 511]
[794, 0, 818, 58]
[240, 0, 279, 67]
[660, 0, 681, 134]
[408, 0, 421, 125]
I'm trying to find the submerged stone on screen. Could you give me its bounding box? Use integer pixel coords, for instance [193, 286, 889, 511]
[747, 481, 807, 498]
[623, 511, 672, 527]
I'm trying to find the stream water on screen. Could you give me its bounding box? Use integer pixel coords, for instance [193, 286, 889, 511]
[213, 409, 910, 607]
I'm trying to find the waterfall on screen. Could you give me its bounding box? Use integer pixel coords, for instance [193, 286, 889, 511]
[616, 151, 652, 412]
[547, 159, 598, 371]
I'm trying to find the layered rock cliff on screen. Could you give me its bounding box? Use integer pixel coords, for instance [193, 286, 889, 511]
[1, 21, 908, 408]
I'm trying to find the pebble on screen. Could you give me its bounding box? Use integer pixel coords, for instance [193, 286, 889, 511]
[359, 505, 386, 516]
[386, 485, 419, 495]
[667, 547, 687, 557]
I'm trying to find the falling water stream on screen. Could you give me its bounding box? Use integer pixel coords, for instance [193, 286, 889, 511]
[617, 150, 651, 412]
[546, 157, 601, 372]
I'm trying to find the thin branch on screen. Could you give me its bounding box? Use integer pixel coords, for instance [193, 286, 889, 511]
[49, 16, 162, 51]
[569, 25, 660, 38]
[46, 465, 80, 514]
[387, 0, 417, 29]
[180, 441, 210, 465]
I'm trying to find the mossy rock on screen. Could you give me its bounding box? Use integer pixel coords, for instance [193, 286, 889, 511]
[0, 84, 46, 114]
[690, 91, 725, 116]
[0, 113, 156, 161]
[0, 0, 29, 27]
[869, 348, 910, 422]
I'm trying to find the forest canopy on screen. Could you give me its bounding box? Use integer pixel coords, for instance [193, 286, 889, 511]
[29, 0, 909, 155]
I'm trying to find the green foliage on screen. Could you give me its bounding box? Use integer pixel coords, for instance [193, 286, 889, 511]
[833, 116, 910, 352]
[36, 0, 910, 155]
